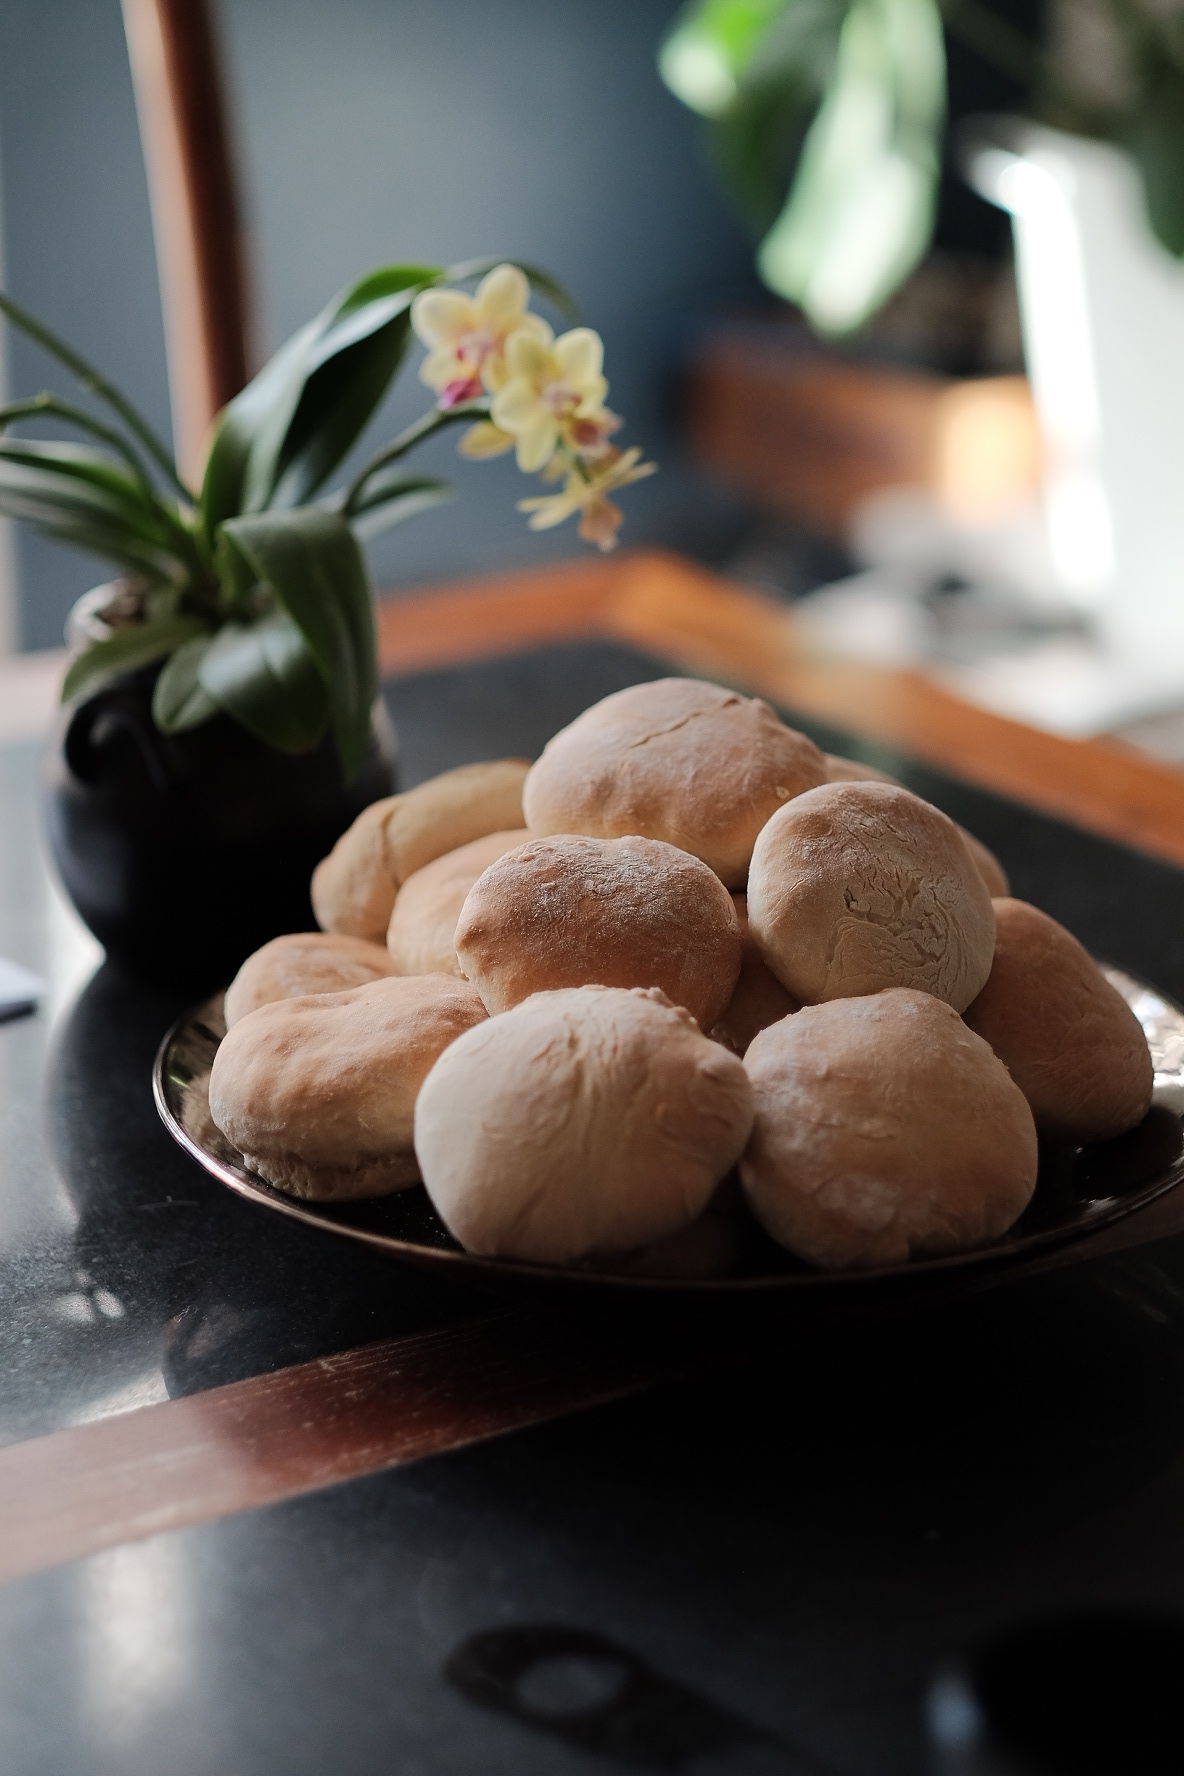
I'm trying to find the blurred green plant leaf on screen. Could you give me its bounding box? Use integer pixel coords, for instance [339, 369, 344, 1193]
[218, 507, 376, 780]
[1126, 59, 1184, 256]
[197, 611, 330, 754]
[152, 634, 220, 731]
[61, 611, 208, 704]
[659, 0, 799, 116]
[704, 1, 848, 229]
[757, 0, 945, 333]
[346, 473, 454, 543]
[0, 444, 190, 578]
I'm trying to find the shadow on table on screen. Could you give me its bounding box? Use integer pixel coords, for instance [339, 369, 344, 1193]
[43, 962, 489, 1401]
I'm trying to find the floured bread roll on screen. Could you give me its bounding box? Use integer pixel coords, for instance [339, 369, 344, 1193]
[387, 829, 529, 976]
[748, 781, 995, 1010]
[455, 834, 741, 1027]
[415, 986, 754, 1264]
[710, 894, 800, 1055]
[209, 975, 487, 1200]
[523, 677, 826, 886]
[741, 989, 1038, 1270]
[825, 754, 1009, 897]
[311, 758, 529, 942]
[964, 898, 1153, 1142]
[224, 932, 395, 1027]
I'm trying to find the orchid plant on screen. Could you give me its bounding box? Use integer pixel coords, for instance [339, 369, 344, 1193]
[0, 260, 654, 780]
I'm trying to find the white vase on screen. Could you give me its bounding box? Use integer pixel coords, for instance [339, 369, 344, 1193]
[968, 121, 1184, 684]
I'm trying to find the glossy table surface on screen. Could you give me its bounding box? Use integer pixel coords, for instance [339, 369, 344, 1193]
[4, 563, 1184, 1774]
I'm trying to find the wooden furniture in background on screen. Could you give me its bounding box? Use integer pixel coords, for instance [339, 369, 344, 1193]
[121, 0, 250, 480]
[377, 551, 1184, 870]
[688, 329, 1043, 535]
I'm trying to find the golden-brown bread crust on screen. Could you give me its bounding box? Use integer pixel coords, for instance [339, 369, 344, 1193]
[963, 897, 1153, 1142]
[522, 677, 826, 886]
[747, 780, 996, 1010]
[454, 833, 742, 1028]
[415, 986, 753, 1264]
[310, 758, 530, 941]
[386, 829, 530, 977]
[825, 754, 1009, 897]
[208, 974, 487, 1200]
[224, 932, 396, 1027]
[710, 894, 801, 1055]
[741, 989, 1038, 1270]
[957, 828, 1010, 898]
[824, 752, 901, 785]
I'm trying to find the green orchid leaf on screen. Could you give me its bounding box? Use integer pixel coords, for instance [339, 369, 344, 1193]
[152, 635, 220, 731]
[0, 455, 188, 579]
[197, 611, 330, 754]
[0, 438, 184, 544]
[218, 508, 377, 780]
[1127, 60, 1184, 257]
[442, 258, 578, 321]
[61, 612, 209, 704]
[345, 473, 454, 541]
[223, 264, 443, 517]
[756, 0, 944, 334]
[199, 321, 319, 543]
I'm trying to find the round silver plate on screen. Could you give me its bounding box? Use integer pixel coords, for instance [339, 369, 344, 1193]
[153, 968, 1184, 1299]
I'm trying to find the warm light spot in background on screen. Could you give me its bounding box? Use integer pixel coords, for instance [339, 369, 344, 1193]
[930, 377, 1044, 527]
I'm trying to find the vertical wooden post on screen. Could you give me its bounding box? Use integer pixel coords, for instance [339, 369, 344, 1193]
[121, 0, 250, 486]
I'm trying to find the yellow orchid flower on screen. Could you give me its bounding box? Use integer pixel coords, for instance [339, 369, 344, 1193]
[491, 327, 616, 472]
[518, 447, 658, 551]
[411, 264, 550, 408]
[458, 420, 515, 460]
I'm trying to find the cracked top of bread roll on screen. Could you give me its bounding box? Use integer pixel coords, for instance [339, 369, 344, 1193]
[964, 897, 1153, 1142]
[209, 974, 487, 1201]
[414, 986, 754, 1265]
[747, 781, 995, 1010]
[454, 833, 742, 1027]
[224, 932, 395, 1027]
[824, 754, 1009, 897]
[522, 677, 826, 886]
[741, 989, 1038, 1270]
[311, 758, 530, 942]
[387, 829, 529, 977]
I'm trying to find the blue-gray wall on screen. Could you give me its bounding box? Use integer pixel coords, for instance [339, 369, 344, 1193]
[0, 0, 761, 651]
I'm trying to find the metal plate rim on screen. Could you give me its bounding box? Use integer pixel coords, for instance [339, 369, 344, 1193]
[152, 967, 1184, 1298]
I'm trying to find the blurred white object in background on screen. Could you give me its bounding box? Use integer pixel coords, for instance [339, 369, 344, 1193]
[967, 123, 1184, 683]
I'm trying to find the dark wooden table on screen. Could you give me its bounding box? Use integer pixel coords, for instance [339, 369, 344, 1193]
[3, 554, 1184, 1775]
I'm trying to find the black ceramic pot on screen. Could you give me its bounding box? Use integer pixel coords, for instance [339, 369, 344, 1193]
[43, 597, 397, 990]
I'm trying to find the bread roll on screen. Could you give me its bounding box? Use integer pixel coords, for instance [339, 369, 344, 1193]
[825, 753, 900, 785]
[415, 986, 754, 1264]
[387, 829, 529, 976]
[741, 989, 1038, 1270]
[224, 932, 395, 1027]
[964, 898, 1153, 1142]
[311, 758, 530, 941]
[959, 829, 1010, 899]
[454, 834, 741, 1027]
[523, 677, 826, 886]
[825, 754, 1009, 897]
[710, 894, 800, 1055]
[209, 975, 487, 1200]
[747, 781, 995, 1011]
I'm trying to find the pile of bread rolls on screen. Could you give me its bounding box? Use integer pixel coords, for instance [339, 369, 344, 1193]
[205, 678, 1155, 1276]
